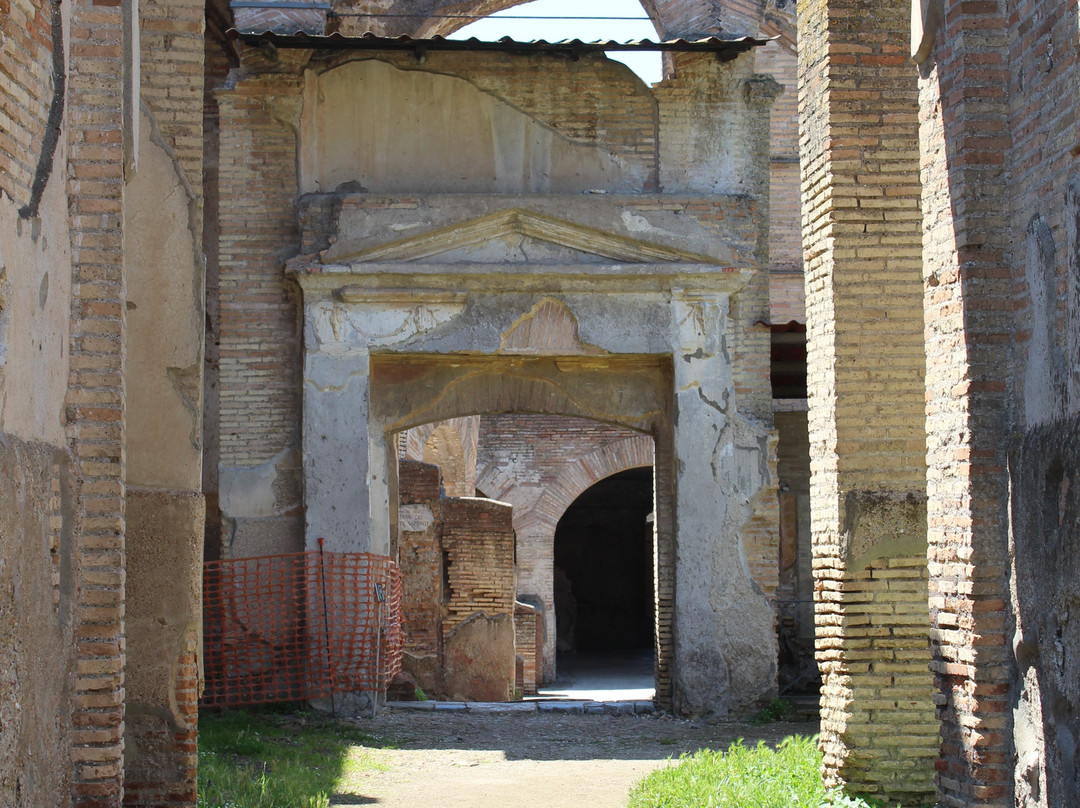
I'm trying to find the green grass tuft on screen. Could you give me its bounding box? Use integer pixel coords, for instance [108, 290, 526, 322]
[197, 708, 388, 808]
[628, 734, 888, 808]
[751, 697, 794, 724]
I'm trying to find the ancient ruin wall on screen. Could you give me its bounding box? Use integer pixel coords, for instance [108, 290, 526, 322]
[0, 440, 74, 806]
[918, 0, 1020, 804]
[440, 497, 517, 702]
[398, 460, 444, 691]
[475, 414, 652, 681]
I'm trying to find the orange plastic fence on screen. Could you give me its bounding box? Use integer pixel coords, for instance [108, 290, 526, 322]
[201, 551, 403, 708]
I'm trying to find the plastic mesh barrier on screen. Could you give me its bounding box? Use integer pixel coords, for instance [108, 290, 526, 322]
[201, 551, 402, 707]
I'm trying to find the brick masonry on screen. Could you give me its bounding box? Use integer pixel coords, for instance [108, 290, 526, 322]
[0, 0, 56, 206]
[65, 0, 129, 803]
[397, 459, 518, 701]
[918, 0, 1079, 803]
[798, 0, 938, 799]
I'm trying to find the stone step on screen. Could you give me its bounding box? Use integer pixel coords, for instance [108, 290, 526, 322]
[386, 699, 655, 716]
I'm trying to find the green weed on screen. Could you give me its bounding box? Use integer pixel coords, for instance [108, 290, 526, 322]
[197, 708, 387, 808]
[627, 734, 887, 808]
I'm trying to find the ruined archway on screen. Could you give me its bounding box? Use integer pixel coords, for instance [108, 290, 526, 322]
[477, 426, 655, 681]
[554, 467, 655, 678]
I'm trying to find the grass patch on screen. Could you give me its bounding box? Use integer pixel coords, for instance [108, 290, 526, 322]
[627, 735, 887, 808]
[198, 707, 389, 808]
[751, 697, 794, 724]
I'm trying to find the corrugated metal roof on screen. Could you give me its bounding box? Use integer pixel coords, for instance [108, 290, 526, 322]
[226, 29, 771, 57]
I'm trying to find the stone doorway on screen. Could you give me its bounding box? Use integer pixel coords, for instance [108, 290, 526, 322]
[292, 192, 779, 714]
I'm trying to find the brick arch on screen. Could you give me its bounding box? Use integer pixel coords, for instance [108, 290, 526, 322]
[474, 431, 664, 692]
[516, 434, 655, 537]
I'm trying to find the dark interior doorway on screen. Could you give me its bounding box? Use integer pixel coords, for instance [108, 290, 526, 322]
[553, 467, 654, 658]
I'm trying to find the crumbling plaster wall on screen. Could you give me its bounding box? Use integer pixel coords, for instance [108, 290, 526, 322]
[0, 90, 75, 791]
[121, 0, 208, 803]
[3, 0, 137, 802]
[397, 458, 517, 702]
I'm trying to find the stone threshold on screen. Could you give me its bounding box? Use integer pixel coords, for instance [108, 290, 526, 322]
[386, 700, 656, 715]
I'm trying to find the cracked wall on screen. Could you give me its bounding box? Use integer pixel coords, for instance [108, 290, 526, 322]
[121, 1, 207, 803]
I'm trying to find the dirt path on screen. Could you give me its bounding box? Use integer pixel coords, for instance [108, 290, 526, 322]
[335, 709, 814, 808]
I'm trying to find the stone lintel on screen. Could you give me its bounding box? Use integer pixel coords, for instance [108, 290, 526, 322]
[291, 264, 755, 297]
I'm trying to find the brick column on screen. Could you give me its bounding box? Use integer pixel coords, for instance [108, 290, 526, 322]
[215, 73, 304, 557]
[798, 0, 937, 800]
[66, 0, 128, 803]
[918, 1, 1014, 804]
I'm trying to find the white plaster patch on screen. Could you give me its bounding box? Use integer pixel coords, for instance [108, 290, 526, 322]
[398, 504, 435, 532]
[219, 447, 292, 519]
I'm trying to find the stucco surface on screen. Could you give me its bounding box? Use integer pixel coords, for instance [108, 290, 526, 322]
[443, 613, 516, 702]
[125, 489, 205, 716]
[303, 59, 650, 195]
[1010, 414, 1080, 807]
[125, 111, 204, 490]
[0, 437, 73, 807]
[0, 164, 71, 446]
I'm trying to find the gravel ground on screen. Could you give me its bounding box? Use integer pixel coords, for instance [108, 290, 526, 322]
[331, 708, 816, 807]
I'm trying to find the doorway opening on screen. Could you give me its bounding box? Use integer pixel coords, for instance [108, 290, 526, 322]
[548, 466, 655, 701]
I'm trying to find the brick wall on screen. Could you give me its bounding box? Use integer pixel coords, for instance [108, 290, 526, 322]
[918, 0, 1015, 795]
[475, 414, 651, 679]
[216, 74, 305, 556]
[755, 41, 803, 278]
[402, 416, 480, 498]
[441, 497, 516, 635]
[65, 0, 129, 802]
[0, 0, 56, 205]
[740, 432, 780, 599]
[201, 31, 234, 561]
[217, 76, 302, 471]
[918, 0, 1079, 802]
[798, 0, 937, 798]
[514, 602, 539, 696]
[398, 460, 443, 658]
[139, 0, 204, 188]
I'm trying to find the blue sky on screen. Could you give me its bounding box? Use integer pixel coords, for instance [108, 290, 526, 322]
[448, 0, 663, 85]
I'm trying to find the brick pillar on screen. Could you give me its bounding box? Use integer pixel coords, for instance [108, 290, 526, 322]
[66, 0, 128, 803]
[798, 0, 937, 800]
[215, 73, 304, 557]
[918, 1, 1014, 804]
[397, 460, 444, 696]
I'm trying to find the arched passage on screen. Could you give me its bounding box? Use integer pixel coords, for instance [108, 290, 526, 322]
[476, 426, 655, 681]
[553, 466, 654, 657]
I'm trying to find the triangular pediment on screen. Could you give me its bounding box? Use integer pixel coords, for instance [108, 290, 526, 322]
[326, 208, 723, 265]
